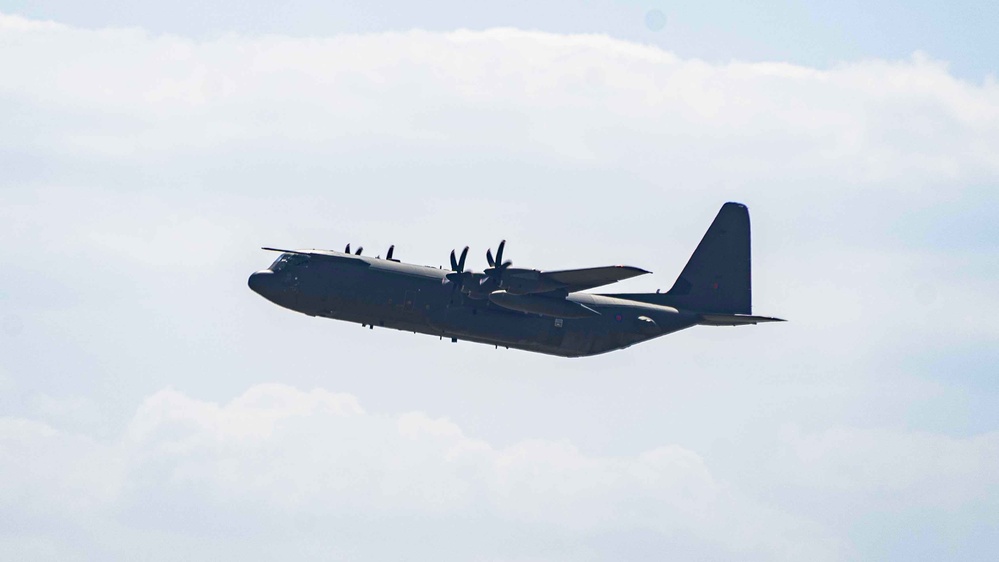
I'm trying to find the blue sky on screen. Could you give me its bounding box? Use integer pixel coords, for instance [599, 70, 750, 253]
[1, 3, 997, 561]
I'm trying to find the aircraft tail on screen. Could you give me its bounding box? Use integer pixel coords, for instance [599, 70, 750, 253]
[609, 202, 752, 314]
[664, 202, 751, 314]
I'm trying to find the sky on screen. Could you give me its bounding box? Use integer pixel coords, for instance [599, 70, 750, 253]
[1, 2, 997, 560]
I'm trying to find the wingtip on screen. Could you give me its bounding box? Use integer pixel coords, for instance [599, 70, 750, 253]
[753, 315, 787, 323]
[617, 265, 652, 274]
[757, 316, 787, 323]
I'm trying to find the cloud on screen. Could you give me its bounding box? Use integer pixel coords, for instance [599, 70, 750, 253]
[777, 425, 999, 508]
[4, 10, 997, 336]
[2, 13, 998, 191]
[3, 384, 997, 560]
[2, 13, 998, 561]
[0, 383, 844, 561]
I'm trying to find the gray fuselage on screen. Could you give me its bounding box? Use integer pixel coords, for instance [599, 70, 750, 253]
[248, 251, 699, 357]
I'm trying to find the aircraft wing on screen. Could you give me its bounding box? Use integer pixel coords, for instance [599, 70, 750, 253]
[541, 266, 650, 293]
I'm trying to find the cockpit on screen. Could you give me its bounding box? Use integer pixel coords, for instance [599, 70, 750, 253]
[269, 253, 309, 272]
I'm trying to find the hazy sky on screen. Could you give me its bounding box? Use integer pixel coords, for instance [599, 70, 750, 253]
[1, 3, 997, 561]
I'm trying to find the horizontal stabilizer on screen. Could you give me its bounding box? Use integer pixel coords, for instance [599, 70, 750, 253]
[698, 313, 786, 326]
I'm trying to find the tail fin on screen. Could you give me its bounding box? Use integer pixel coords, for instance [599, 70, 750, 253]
[662, 202, 751, 314]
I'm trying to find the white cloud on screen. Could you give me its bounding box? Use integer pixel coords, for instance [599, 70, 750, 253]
[0, 384, 845, 561]
[776, 425, 999, 509]
[3, 384, 996, 560]
[2, 15, 998, 189]
[2, 13, 998, 561]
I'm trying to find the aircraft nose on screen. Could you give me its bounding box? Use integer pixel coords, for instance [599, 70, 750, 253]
[248, 270, 274, 297]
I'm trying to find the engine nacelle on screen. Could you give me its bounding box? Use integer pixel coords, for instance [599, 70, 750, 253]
[488, 291, 599, 319]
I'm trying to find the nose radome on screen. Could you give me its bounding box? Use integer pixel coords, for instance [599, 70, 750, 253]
[248, 270, 273, 296]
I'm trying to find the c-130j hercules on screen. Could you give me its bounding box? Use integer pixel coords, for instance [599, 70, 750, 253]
[249, 202, 784, 357]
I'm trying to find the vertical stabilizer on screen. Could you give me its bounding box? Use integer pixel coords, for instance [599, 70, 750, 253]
[663, 202, 751, 314]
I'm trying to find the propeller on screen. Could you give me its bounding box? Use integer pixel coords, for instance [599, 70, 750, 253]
[344, 243, 351, 253]
[386, 245, 395, 260]
[443, 246, 471, 302]
[483, 240, 512, 288]
[355, 246, 363, 255]
[447, 246, 469, 278]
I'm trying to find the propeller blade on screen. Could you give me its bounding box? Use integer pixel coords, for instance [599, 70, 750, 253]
[355, 246, 363, 255]
[450, 250, 458, 271]
[501, 260, 512, 268]
[486, 248, 495, 268]
[458, 246, 469, 272]
[344, 243, 351, 253]
[386, 245, 395, 260]
[495, 240, 506, 266]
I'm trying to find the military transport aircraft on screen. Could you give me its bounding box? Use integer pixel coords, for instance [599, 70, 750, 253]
[248, 202, 783, 357]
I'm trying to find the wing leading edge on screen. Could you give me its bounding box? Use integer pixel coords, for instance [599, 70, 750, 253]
[541, 265, 650, 293]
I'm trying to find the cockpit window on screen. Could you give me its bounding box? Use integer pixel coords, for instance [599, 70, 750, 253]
[269, 253, 309, 272]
